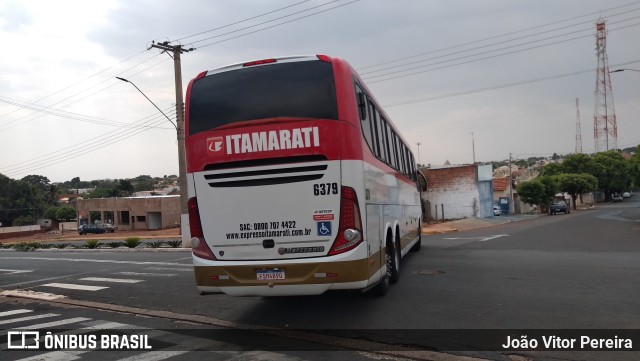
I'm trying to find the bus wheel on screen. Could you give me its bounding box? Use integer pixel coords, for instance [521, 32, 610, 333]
[371, 246, 392, 296]
[389, 236, 401, 284]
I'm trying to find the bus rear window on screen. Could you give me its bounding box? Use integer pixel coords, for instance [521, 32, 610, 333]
[188, 61, 338, 135]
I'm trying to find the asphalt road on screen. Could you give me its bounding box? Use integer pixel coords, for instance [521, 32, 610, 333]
[1, 196, 639, 360]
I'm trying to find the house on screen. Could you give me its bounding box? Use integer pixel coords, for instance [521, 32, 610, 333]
[420, 164, 494, 220]
[75, 195, 180, 231]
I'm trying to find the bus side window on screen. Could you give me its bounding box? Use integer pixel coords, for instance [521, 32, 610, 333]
[375, 109, 387, 163]
[369, 102, 380, 158]
[356, 87, 375, 154]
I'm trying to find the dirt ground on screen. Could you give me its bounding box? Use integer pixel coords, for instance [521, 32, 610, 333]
[0, 227, 181, 245]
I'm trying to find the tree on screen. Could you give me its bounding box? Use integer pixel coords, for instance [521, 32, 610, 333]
[114, 179, 134, 197]
[21, 175, 50, 188]
[517, 175, 559, 212]
[555, 173, 598, 209]
[56, 206, 77, 221]
[542, 163, 562, 177]
[561, 153, 597, 175]
[629, 145, 640, 189]
[517, 179, 547, 207]
[44, 206, 59, 221]
[592, 151, 630, 199]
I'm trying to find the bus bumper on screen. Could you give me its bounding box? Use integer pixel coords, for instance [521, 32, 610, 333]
[193, 246, 381, 296]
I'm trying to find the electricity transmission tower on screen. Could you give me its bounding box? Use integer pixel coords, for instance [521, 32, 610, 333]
[593, 18, 618, 153]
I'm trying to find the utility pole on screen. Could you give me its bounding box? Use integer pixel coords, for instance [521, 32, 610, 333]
[508, 153, 514, 215]
[471, 132, 476, 164]
[149, 41, 194, 247]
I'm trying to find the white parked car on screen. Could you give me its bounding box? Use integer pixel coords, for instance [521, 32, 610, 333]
[622, 192, 631, 198]
[493, 205, 502, 216]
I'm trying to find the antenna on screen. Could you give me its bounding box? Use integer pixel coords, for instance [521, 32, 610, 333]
[593, 18, 618, 152]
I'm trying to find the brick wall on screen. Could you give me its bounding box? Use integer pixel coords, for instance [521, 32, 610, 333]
[421, 165, 479, 219]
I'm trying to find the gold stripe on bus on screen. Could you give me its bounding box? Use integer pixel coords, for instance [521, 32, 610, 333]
[195, 252, 384, 287]
[399, 228, 419, 250]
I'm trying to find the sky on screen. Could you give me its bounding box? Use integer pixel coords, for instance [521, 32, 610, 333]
[0, 0, 639, 183]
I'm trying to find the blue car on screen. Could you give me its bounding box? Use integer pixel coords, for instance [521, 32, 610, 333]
[78, 224, 106, 235]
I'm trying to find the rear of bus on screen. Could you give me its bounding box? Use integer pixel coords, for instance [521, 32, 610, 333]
[185, 55, 376, 296]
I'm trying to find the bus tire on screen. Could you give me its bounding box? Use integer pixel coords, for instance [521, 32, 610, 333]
[371, 242, 393, 296]
[389, 233, 400, 284]
[371, 270, 390, 297]
[411, 222, 422, 252]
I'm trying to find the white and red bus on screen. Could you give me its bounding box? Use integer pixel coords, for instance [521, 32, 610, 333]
[185, 55, 424, 296]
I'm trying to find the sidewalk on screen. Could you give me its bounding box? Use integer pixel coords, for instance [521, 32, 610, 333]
[422, 214, 538, 234]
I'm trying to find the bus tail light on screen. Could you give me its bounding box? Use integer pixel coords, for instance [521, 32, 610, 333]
[188, 197, 216, 260]
[243, 58, 277, 67]
[329, 187, 363, 255]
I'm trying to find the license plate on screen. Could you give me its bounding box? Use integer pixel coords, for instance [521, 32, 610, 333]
[256, 269, 285, 280]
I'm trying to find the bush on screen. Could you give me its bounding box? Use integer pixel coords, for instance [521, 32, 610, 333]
[106, 241, 124, 248]
[85, 239, 103, 249]
[56, 206, 77, 222]
[166, 240, 182, 248]
[39, 243, 53, 249]
[146, 240, 165, 248]
[12, 216, 37, 226]
[13, 242, 36, 251]
[123, 237, 141, 248]
[53, 243, 70, 249]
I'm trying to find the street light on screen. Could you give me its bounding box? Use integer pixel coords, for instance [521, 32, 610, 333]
[115, 77, 176, 129]
[116, 76, 188, 245]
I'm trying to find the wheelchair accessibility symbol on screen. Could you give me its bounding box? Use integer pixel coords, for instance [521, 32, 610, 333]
[317, 221, 332, 236]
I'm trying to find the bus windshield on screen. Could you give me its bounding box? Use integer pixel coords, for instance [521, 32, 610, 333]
[188, 60, 338, 135]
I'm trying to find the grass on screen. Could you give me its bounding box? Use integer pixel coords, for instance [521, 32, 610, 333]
[53, 243, 70, 249]
[123, 237, 142, 248]
[106, 241, 124, 248]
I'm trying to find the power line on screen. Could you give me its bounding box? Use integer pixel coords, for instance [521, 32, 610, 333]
[364, 15, 640, 84]
[0, 95, 172, 130]
[361, 8, 640, 77]
[189, 0, 343, 45]
[171, 0, 313, 42]
[197, 0, 360, 48]
[0, 56, 171, 133]
[383, 59, 640, 108]
[358, 0, 640, 71]
[1, 107, 177, 177]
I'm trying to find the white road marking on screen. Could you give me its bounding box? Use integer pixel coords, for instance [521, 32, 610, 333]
[0, 269, 34, 274]
[80, 277, 143, 283]
[144, 267, 192, 272]
[479, 234, 509, 242]
[41, 283, 108, 291]
[0, 313, 59, 325]
[0, 257, 188, 266]
[14, 317, 91, 329]
[117, 272, 177, 277]
[443, 234, 510, 242]
[0, 309, 32, 317]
